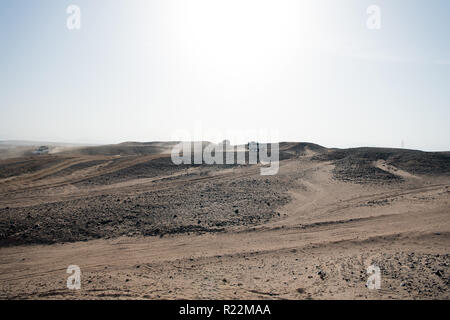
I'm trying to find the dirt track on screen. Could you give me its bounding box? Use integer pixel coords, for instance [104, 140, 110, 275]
[0, 145, 449, 299]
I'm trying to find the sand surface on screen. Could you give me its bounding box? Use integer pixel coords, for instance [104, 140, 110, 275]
[0, 144, 449, 299]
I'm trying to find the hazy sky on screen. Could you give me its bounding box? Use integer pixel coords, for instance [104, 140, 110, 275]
[0, 0, 449, 150]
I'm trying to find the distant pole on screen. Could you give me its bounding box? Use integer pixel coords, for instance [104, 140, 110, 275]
[401, 139, 404, 148]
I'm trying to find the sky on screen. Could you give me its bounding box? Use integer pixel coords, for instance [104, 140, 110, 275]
[0, 0, 449, 150]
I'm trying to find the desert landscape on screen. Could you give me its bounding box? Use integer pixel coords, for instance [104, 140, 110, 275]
[0, 141, 449, 299]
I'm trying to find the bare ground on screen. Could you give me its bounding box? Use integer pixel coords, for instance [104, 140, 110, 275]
[0, 143, 449, 299]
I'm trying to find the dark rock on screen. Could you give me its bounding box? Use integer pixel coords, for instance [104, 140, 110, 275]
[435, 270, 444, 277]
